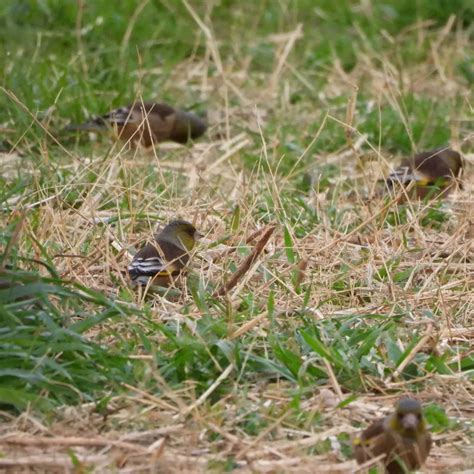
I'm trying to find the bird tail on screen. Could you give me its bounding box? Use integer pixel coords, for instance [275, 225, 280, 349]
[386, 166, 415, 184]
[63, 122, 104, 132]
[384, 166, 432, 186]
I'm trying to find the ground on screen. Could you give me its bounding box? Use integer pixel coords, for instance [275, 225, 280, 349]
[0, 1, 473, 472]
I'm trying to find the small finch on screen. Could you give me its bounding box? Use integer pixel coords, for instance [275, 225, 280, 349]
[353, 397, 432, 473]
[66, 101, 207, 147]
[128, 220, 201, 287]
[386, 147, 463, 199]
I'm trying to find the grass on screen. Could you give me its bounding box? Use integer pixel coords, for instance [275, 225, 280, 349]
[0, 0, 473, 472]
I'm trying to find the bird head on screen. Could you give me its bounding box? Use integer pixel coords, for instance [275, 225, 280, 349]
[161, 220, 202, 251]
[439, 150, 463, 176]
[390, 398, 426, 437]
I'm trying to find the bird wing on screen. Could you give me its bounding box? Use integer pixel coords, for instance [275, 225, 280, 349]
[128, 237, 190, 286]
[128, 243, 180, 284]
[102, 107, 139, 126]
[387, 165, 418, 185]
[358, 418, 386, 445]
[127, 103, 177, 141]
[387, 165, 441, 187]
[354, 418, 388, 463]
[92, 103, 169, 128]
[65, 107, 138, 133]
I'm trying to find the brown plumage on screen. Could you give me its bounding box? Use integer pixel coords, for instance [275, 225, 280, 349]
[66, 102, 207, 147]
[353, 398, 432, 473]
[386, 147, 463, 199]
[128, 220, 201, 287]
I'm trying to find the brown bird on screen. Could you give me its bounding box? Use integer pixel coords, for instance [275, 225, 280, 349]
[128, 220, 201, 287]
[66, 102, 207, 147]
[353, 398, 432, 473]
[386, 147, 463, 199]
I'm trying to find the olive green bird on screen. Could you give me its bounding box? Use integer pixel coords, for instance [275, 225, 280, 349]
[387, 147, 463, 199]
[66, 101, 207, 148]
[128, 220, 201, 287]
[353, 398, 432, 473]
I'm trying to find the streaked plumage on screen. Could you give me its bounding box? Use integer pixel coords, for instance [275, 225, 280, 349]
[66, 102, 207, 147]
[387, 148, 463, 199]
[353, 398, 432, 473]
[128, 220, 201, 287]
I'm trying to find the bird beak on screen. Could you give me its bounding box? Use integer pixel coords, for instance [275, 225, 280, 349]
[402, 413, 419, 431]
[194, 231, 204, 240]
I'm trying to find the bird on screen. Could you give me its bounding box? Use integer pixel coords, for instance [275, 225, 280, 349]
[65, 101, 208, 147]
[386, 147, 463, 199]
[128, 220, 201, 287]
[353, 397, 432, 473]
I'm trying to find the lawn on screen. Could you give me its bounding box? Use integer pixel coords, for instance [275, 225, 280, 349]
[0, 0, 473, 472]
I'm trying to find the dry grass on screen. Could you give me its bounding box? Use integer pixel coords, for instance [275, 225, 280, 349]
[1, 2, 473, 473]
